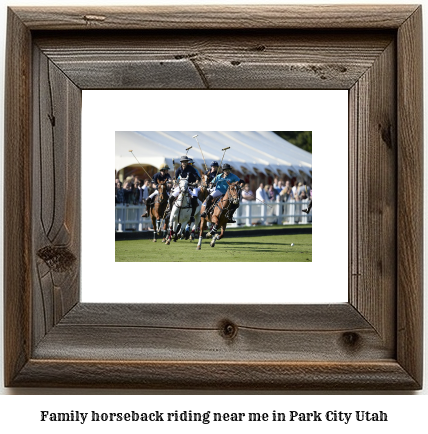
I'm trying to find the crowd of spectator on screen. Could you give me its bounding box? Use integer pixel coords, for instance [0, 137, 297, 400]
[241, 177, 312, 204]
[116, 174, 311, 207]
[115, 175, 152, 206]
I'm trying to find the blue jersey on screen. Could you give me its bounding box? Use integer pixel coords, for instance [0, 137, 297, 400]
[212, 173, 241, 194]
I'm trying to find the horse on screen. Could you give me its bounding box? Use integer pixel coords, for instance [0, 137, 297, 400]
[161, 215, 170, 242]
[184, 173, 211, 241]
[165, 177, 201, 245]
[196, 181, 241, 249]
[198, 173, 211, 203]
[149, 180, 169, 242]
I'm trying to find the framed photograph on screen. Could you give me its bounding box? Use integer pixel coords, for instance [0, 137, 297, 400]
[4, 5, 423, 389]
[89, 89, 347, 305]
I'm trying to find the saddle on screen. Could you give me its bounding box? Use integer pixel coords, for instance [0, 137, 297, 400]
[171, 193, 193, 210]
[206, 196, 222, 217]
[184, 193, 194, 209]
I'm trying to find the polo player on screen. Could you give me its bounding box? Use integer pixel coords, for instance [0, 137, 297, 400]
[169, 155, 201, 223]
[141, 164, 172, 217]
[201, 163, 244, 223]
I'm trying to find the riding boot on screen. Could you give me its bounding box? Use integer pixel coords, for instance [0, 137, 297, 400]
[201, 195, 213, 218]
[189, 197, 198, 223]
[141, 197, 152, 217]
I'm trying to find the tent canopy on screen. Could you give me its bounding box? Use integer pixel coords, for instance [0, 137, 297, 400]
[116, 131, 312, 178]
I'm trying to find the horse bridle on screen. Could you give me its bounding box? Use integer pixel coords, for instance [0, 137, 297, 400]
[215, 183, 240, 215]
[175, 179, 192, 209]
[155, 182, 168, 205]
[227, 183, 241, 206]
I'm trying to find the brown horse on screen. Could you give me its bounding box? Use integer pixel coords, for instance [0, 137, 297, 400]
[149, 181, 169, 242]
[188, 173, 211, 241]
[196, 181, 241, 249]
[198, 173, 210, 203]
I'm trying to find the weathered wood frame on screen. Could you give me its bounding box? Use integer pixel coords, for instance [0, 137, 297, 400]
[4, 5, 423, 389]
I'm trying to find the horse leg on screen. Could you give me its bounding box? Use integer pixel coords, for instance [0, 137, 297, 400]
[209, 219, 219, 237]
[210, 231, 219, 247]
[211, 222, 226, 247]
[189, 222, 197, 241]
[165, 219, 173, 245]
[156, 218, 161, 235]
[174, 223, 181, 242]
[218, 224, 226, 240]
[150, 213, 157, 242]
[180, 222, 188, 240]
[162, 217, 169, 242]
[184, 223, 191, 240]
[197, 219, 207, 250]
[207, 214, 218, 237]
[162, 221, 168, 242]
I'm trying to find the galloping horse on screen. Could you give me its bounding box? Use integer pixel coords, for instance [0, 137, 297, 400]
[150, 181, 169, 242]
[196, 181, 241, 249]
[186, 173, 211, 241]
[165, 177, 201, 245]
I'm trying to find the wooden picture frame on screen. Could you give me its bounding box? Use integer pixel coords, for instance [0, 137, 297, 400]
[4, 5, 423, 390]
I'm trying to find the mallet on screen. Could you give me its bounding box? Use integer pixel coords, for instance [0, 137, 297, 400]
[215, 146, 231, 177]
[192, 134, 208, 172]
[128, 150, 153, 181]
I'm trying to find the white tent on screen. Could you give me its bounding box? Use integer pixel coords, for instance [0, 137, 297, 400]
[115, 131, 312, 178]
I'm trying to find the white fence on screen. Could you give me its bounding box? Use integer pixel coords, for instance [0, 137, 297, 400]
[115, 198, 311, 232]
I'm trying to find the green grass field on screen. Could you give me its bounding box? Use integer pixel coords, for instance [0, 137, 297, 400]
[115, 224, 312, 262]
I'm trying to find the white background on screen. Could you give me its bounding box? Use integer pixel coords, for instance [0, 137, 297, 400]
[82, 90, 348, 304]
[0, 0, 427, 431]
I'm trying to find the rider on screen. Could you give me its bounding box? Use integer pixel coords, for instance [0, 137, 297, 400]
[168, 155, 201, 222]
[201, 163, 244, 223]
[141, 164, 172, 217]
[205, 161, 219, 186]
[197, 160, 219, 199]
[187, 157, 202, 199]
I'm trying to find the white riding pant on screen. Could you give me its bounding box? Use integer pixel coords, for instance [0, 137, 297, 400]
[148, 189, 170, 200]
[148, 190, 158, 199]
[208, 189, 223, 199]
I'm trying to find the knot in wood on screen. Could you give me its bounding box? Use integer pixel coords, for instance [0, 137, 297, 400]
[341, 332, 361, 350]
[378, 122, 393, 149]
[219, 320, 238, 340]
[83, 15, 106, 23]
[37, 245, 76, 272]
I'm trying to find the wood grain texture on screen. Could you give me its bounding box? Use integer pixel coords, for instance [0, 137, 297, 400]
[34, 31, 393, 90]
[396, 6, 423, 386]
[3, 8, 32, 388]
[32, 304, 391, 362]
[32, 46, 81, 348]
[4, 5, 423, 390]
[349, 39, 397, 350]
[11, 5, 419, 30]
[12, 360, 419, 390]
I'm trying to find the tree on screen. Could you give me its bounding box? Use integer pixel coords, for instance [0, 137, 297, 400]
[274, 131, 312, 153]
